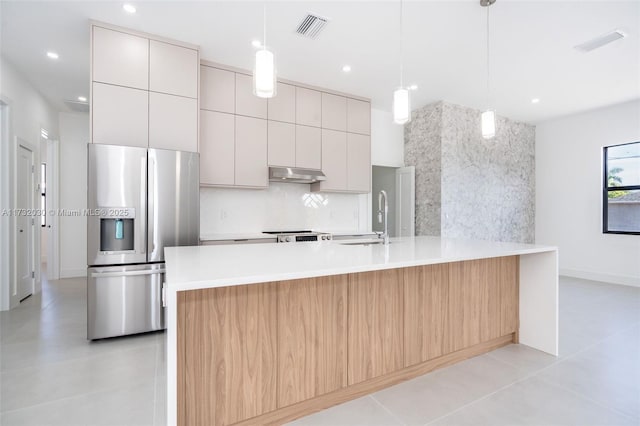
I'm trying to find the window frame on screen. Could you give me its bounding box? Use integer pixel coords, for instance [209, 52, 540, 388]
[602, 141, 640, 235]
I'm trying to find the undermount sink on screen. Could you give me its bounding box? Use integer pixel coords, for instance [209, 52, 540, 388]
[340, 240, 391, 246]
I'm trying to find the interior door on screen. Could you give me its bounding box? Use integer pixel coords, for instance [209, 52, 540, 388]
[396, 166, 415, 237]
[17, 144, 34, 301]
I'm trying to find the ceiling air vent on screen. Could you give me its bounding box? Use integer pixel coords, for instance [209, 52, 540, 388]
[574, 30, 626, 52]
[295, 13, 329, 39]
[64, 100, 90, 113]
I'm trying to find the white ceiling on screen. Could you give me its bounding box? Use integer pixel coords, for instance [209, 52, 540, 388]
[1, 0, 639, 123]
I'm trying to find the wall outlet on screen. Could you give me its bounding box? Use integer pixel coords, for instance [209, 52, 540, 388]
[220, 210, 227, 220]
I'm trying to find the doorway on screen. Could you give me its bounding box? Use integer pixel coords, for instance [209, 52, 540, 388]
[17, 142, 35, 301]
[371, 165, 415, 237]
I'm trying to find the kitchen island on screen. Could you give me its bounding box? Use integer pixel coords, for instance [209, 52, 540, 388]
[164, 236, 557, 426]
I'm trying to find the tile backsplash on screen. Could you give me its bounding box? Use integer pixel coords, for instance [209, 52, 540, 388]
[200, 183, 369, 235]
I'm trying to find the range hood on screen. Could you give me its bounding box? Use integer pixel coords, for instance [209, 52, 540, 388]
[269, 166, 326, 184]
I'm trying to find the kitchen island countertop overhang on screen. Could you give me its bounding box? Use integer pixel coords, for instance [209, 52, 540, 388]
[165, 236, 557, 291]
[164, 236, 558, 426]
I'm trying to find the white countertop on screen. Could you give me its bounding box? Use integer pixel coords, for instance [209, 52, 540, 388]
[199, 230, 375, 241]
[199, 232, 273, 241]
[165, 236, 557, 292]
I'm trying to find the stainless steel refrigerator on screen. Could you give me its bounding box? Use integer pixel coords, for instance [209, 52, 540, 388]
[87, 144, 199, 340]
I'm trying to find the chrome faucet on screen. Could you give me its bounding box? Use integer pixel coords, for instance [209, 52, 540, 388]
[377, 190, 389, 245]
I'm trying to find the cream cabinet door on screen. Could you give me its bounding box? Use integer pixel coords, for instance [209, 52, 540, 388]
[92, 26, 149, 90]
[200, 66, 235, 113]
[321, 93, 347, 131]
[92, 82, 148, 147]
[236, 116, 268, 187]
[347, 133, 371, 193]
[148, 92, 198, 152]
[149, 40, 198, 98]
[317, 129, 347, 191]
[236, 73, 267, 119]
[295, 125, 321, 170]
[268, 82, 295, 123]
[347, 99, 371, 135]
[268, 121, 295, 167]
[296, 87, 321, 127]
[200, 111, 235, 186]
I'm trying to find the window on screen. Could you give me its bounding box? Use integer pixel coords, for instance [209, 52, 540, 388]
[41, 163, 46, 227]
[603, 141, 640, 235]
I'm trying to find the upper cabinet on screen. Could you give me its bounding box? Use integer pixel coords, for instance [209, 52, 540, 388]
[321, 93, 347, 131]
[236, 73, 267, 119]
[268, 83, 295, 123]
[200, 66, 234, 114]
[347, 98, 371, 135]
[196, 61, 371, 192]
[92, 26, 149, 90]
[90, 22, 200, 152]
[149, 92, 198, 152]
[92, 82, 148, 147]
[296, 87, 321, 127]
[149, 40, 198, 98]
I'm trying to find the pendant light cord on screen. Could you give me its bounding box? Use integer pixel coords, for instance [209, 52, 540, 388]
[486, 3, 490, 108]
[263, 3, 267, 50]
[400, 0, 404, 88]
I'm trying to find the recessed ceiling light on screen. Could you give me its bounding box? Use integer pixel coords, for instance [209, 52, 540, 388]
[123, 4, 136, 14]
[342, 65, 352, 73]
[46, 51, 59, 60]
[251, 39, 262, 48]
[531, 98, 540, 104]
[78, 96, 87, 102]
[409, 84, 418, 90]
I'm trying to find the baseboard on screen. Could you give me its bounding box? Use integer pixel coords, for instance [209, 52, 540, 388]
[60, 268, 87, 279]
[560, 268, 640, 288]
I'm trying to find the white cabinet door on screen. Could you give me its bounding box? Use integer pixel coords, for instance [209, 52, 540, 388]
[268, 82, 295, 123]
[235, 116, 267, 187]
[295, 125, 321, 170]
[296, 87, 321, 127]
[200, 66, 235, 113]
[200, 110, 235, 186]
[92, 26, 149, 90]
[148, 92, 198, 152]
[315, 129, 347, 191]
[347, 99, 371, 135]
[268, 121, 295, 167]
[321, 93, 347, 131]
[149, 40, 198, 98]
[235, 73, 267, 119]
[347, 133, 371, 192]
[92, 82, 148, 147]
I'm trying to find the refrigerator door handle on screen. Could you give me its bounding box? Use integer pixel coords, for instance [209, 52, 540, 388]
[140, 156, 147, 255]
[148, 153, 157, 260]
[91, 269, 166, 278]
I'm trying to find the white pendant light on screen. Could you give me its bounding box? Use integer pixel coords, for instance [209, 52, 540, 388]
[481, 0, 496, 139]
[393, 0, 410, 125]
[393, 88, 410, 125]
[253, 4, 276, 98]
[481, 110, 496, 139]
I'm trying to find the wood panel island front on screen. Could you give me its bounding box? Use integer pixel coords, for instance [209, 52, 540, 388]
[164, 236, 558, 426]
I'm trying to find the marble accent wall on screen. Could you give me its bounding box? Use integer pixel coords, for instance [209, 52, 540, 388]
[404, 102, 443, 236]
[405, 101, 535, 243]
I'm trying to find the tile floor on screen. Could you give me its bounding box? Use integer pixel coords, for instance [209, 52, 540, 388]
[0, 273, 638, 425]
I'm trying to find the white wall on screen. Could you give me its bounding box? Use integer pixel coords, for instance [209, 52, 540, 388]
[58, 112, 89, 278]
[1, 56, 59, 310]
[371, 108, 404, 167]
[536, 100, 640, 287]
